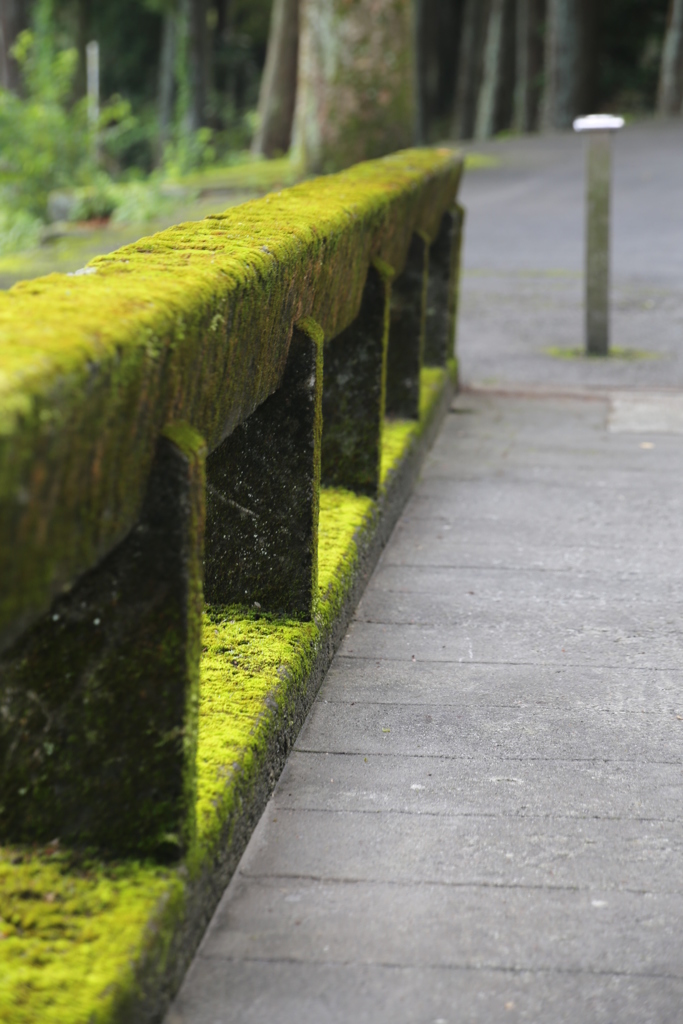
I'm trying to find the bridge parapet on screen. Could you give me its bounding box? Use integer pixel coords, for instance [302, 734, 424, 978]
[0, 148, 463, 856]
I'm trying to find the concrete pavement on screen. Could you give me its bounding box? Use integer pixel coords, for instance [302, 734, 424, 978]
[458, 119, 683, 391]
[165, 122, 683, 1022]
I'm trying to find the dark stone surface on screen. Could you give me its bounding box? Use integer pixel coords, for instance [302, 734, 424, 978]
[204, 320, 323, 619]
[0, 427, 205, 857]
[425, 204, 464, 366]
[321, 263, 390, 497]
[386, 234, 428, 418]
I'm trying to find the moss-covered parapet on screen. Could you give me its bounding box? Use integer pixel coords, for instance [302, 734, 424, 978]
[321, 261, 391, 498]
[0, 366, 455, 1024]
[0, 426, 205, 856]
[425, 205, 465, 367]
[0, 147, 461, 652]
[387, 232, 429, 419]
[204, 317, 323, 618]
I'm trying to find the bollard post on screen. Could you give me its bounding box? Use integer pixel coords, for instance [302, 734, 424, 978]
[573, 114, 624, 356]
[86, 40, 100, 160]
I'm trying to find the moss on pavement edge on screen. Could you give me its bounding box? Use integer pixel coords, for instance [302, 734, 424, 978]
[0, 363, 455, 1024]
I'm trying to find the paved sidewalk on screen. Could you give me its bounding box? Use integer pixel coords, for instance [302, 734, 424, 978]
[167, 389, 683, 1023]
[458, 120, 683, 390]
[166, 123, 683, 1022]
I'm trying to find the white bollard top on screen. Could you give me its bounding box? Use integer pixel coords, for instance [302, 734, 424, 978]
[573, 114, 625, 133]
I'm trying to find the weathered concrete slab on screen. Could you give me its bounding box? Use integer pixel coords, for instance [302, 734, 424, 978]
[192, 875, 683, 976]
[315, 658, 683, 711]
[297, 699, 683, 762]
[335, 619, 683, 670]
[274, 749, 683, 820]
[168, 958, 683, 1024]
[239, 804, 683, 892]
[609, 392, 683, 434]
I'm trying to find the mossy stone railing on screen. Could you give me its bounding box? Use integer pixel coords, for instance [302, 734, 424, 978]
[0, 148, 463, 858]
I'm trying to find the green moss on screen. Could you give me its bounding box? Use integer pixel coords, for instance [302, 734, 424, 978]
[194, 486, 374, 863]
[0, 146, 461, 652]
[0, 848, 176, 1024]
[464, 153, 501, 171]
[0, 485, 377, 1024]
[0, 273, 454, 1024]
[381, 365, 449, 486]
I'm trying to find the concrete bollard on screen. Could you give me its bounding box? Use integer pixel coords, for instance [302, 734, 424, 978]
[573, 114, 624, 356]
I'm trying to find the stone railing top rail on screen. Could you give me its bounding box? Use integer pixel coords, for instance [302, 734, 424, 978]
[0, 148, 462, 652]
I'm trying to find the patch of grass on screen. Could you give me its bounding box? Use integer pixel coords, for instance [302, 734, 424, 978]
[544, 346, 661, 361]
[464, 153, 501, 171]
[179, 155, 305, 194]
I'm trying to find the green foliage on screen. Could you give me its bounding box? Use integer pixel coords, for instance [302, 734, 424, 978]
[0, 209, 42, 256]
[597, 0, 669, 111]
[0, 26, 142, 226]
[163, 126, 217, 178]
[0, 33, 93, 218]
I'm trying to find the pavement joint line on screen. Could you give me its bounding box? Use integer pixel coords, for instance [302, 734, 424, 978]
[416, 476, 671, 489]
[460, 386, 609, 401]
[315, 701, 681, 714]
[460, 385, 683, 401]
[289, 750, 683, 767]
[382, 562, 683, 575]
[357, 617, 683, 629]
[293, 749, 683, 766]
[236, 871, 676, 897]
[268, 807, 682, 825]
[193, 954, 683, 983]
[334, 656, 683, 670]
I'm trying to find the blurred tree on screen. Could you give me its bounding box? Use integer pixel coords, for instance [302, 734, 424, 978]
[251, 0, 297, 156]
[475, 0, 515, 139]
[452, 0, 489, 139]
[416, 0, 462, 143]
[597, 0, 667, 113]
[513, 0, 544, 131]
[185, 0, 207, 130]
[154, 0, 177, 150]
[543, 0, 582, 128]
[0, 0, 29, 91]
[291, 0, 416, 174]
[658, 0, 683, 113]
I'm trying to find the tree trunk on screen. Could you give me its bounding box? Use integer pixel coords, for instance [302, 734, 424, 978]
[542, 0, 583, 130]
[417, 0, 457, 143]
[452, 0, 489, 139]
[251, 0, 299, 157]
[414, 0, 426, 144]
[658, 0, 683, 115]
[158, 6, 177, 154]
[475, 0, 507, 139]
[74, 0, 90, 99]
[0, 0, 28, 92]
[291, 0, 416, 174]
[513, 0, 544, 132]
[185, 0, 208, 131]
